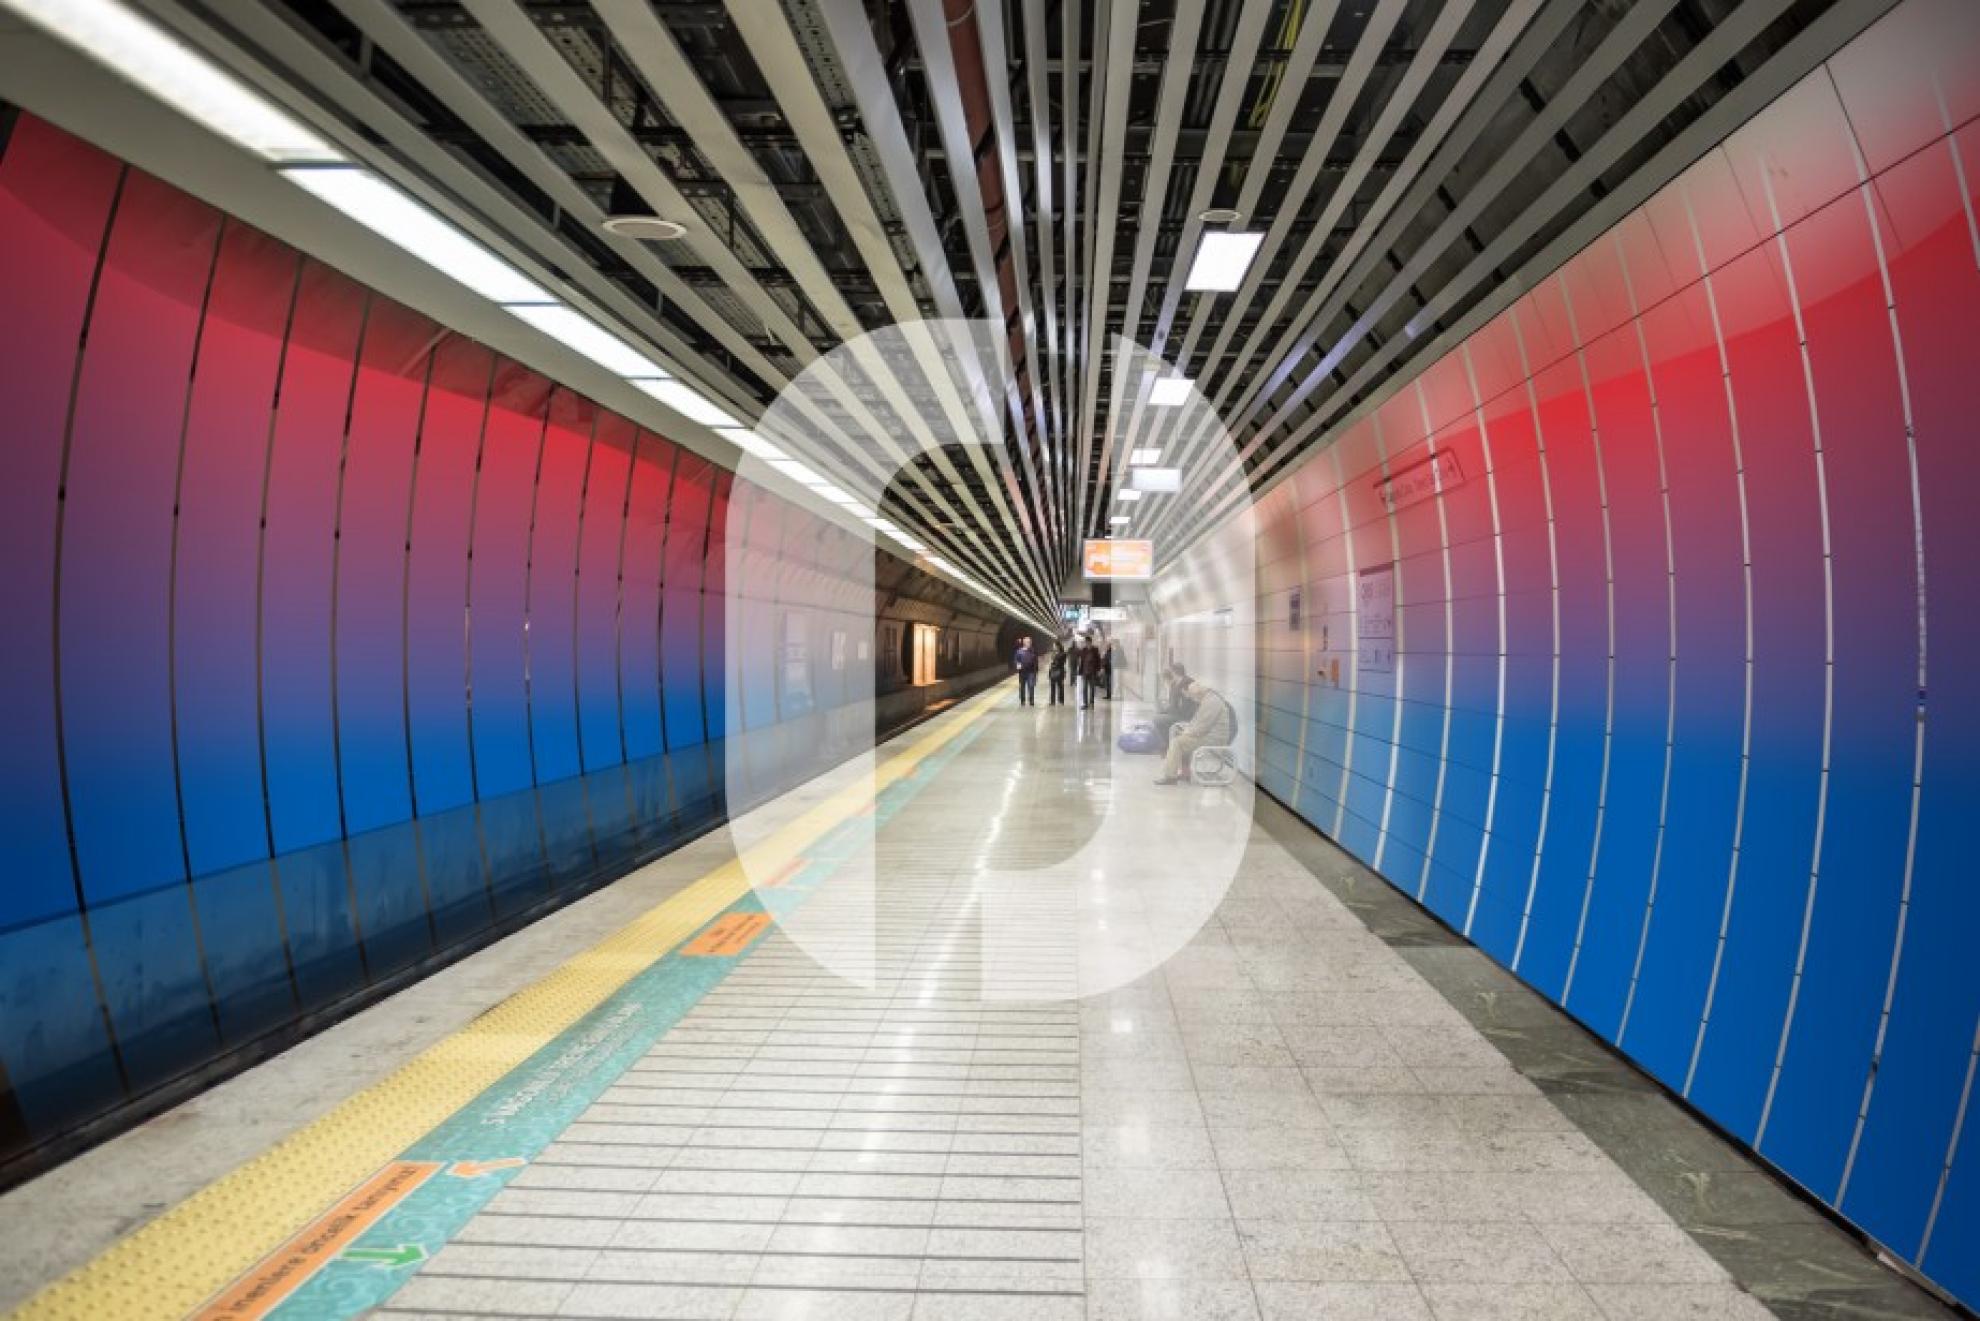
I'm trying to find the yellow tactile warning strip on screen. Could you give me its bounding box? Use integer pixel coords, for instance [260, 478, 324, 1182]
[11, 689, 1007, 1321]
[190, 1161, 441, 1321]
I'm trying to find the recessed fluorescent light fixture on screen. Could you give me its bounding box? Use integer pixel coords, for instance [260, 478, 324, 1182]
[505, 303, 667, 378]
[284, 167, 548, 304]
[768, 458, 827, 487]
[1131, 466, 1182, 493]
[633, 379, 740, 428]
[1129, 448, 1162, 464]
[6, 0, 341, 163]
[1148, 377, 1193, 407]
[817, 485, 860, 505]
[1109, 515, 1131, 525]
[1185, 230, 1265, 292]
[714, 427, 784, 461]
[1116, 488, 1143, 502]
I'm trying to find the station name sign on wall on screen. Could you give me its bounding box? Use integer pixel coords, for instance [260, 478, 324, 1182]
[1373, 449, 1465, 513]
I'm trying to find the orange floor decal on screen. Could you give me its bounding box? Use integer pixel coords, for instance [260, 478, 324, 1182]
[681, 911, 773, 957]
[192, 1160, 441, 1320]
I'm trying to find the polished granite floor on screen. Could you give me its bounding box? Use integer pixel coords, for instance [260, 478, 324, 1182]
[0, 684, 1957, 1320]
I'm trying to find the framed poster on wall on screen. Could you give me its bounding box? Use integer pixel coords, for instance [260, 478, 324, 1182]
[1357, 564, 1395, 675]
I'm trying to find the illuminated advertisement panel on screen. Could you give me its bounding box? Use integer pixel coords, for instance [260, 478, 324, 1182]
[1082, 538, 1153, 580]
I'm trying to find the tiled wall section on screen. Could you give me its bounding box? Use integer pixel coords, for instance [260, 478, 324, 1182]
[1245, 0, 1980, 1304]
[0, 112, 1009, 1174]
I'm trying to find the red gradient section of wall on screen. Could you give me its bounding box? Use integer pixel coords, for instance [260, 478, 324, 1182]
[0, 110, 1013, 1180]
[1246, 1, 1980, 1302]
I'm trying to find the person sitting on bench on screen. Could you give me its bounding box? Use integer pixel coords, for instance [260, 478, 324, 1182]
[1155, 680, 1232, 785]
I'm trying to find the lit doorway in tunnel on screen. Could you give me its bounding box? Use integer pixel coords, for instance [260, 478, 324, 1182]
[911, 623, 939, 687]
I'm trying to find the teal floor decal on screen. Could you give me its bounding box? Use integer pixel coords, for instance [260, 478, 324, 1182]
[271, 717, 990, 1319]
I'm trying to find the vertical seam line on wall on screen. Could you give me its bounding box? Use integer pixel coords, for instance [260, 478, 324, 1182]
[611, 427, 636, 771]
[652, 440, 681, 818]
[163, 212, 231, 1046]
[1372, 408, 1407, 873]
[569, 406, 603, 865]
[1915, 93, 1980, 1267]
[1330, 441, 1359, 842]
[1558, 272, 1618, 1007]
[1615, 226, 1682, 1046]
[397, 340, 443, 951]
[250, 250, 309, 1010]
[1287, 461, 1314, 816]
[460, 350, 501, 923]
[1682, 178, 1758, 1098]
[1459, 344, 1509, 938]
[517, 389, 554, 894]
[1835, 70, 1932, 1210]
[1754, 159, 1838, 1149]
[48, 163, 133, 1094]
[1509, 307, 1563, 974]
[1412, 381, 1457, 903]
[327, 292, 378, 976]
[695, 469, 721, 807]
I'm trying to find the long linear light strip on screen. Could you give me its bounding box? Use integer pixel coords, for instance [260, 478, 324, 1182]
[11, 0, 1038, 623]
[3, 0, 760, 437]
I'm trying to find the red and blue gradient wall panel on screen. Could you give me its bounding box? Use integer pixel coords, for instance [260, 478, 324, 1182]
[1245, 4, 1980, 1304]
[0, 111, 1014, 1187]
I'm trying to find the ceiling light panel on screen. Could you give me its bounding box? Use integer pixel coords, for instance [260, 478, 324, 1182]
[1184, 230, 1265, 292]
[633, 379, 741, 429]
[505, 303, 668, 378]
[6, 0, 340, 162]
[1148, 377, 1193, 407]
[283, 167, 548, 304]
[1129, 448, 1163, 465]
[1131, 467, 1182, 492]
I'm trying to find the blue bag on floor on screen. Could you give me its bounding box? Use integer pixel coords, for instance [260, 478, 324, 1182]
[1117, 722, 1168, 755]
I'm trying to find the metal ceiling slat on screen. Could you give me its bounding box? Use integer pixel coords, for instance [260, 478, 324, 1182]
[1059, 0, 1084, 573]
[1074, 0, 1139, 542]
[462, 0, 817, 361]
[1216, 0, 1508, 425]
[808, 0, 1061, 620]
[898, 0, 1059, 604]
[324, 0, 793, 403]
[1141, 0, 1584, 551]
[1162, 0, 1836, 560]
[1125, 0, 1338, 508]
[1108, 0, 1271, 493]
[717, 0, 1054, 618]
[1021, 0, 1068, 579]
[967, 0, 1058, 525]
[466, 0, 1045, 616]
[1087, 0, 1205, 543]
[598, 0, 1047, 615]
[1134, 0, 1400, 533]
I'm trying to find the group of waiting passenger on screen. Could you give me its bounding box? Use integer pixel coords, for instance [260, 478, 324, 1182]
[1008, 636, 1232, 784]
[1010, 632, 1112, 709]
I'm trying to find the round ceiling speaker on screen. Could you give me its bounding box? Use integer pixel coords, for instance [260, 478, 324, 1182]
[1198, 207, 1243, 224]
[602, 215, 689, 241]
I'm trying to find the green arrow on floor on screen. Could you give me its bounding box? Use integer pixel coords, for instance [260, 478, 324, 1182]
[341, 1245, 425, 1268]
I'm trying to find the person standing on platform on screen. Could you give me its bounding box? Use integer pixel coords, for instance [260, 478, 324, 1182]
[1101, 640, 1116, 700]
[1013, 635, 1039, 705]
[1047, 641, 1068, 705]
[1076, 635, 1102, 709]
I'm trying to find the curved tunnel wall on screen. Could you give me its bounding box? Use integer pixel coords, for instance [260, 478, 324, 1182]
[0, 111, 1011, 1177]
[1244, 2, 1980, 1302]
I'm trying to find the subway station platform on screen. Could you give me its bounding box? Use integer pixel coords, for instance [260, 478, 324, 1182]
[0, 683, 1951, 1321]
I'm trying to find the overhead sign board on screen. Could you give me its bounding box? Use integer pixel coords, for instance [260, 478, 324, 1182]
[1083, 538, 1153, 581]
